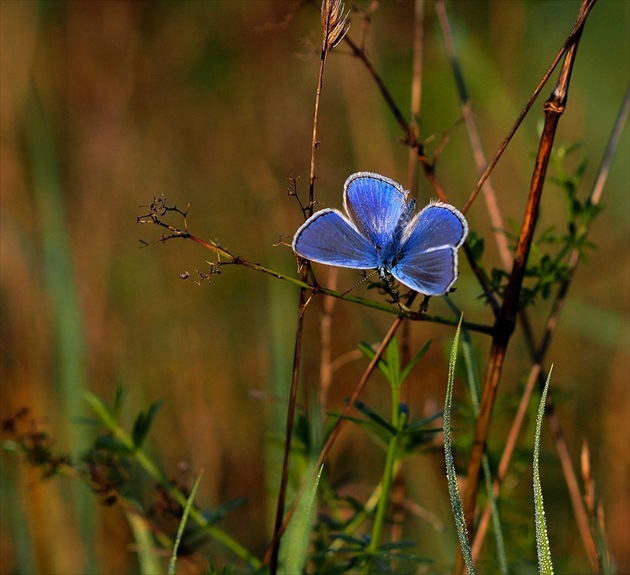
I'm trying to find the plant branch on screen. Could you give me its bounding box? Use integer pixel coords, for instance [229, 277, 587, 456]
[471, 84, 629, 572]
[460, 3, 592, 566]
[461, 0, 598, 216]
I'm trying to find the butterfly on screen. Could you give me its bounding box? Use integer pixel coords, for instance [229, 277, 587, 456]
[292, 172, 468, 296]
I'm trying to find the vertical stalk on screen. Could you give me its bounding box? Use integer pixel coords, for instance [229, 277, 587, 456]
[268, 5, 349, 572]
[459, 6, 592, 572]
[364, 386, 403, 574]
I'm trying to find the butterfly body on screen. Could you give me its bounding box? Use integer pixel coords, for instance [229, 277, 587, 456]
[292, 172, 468, 296]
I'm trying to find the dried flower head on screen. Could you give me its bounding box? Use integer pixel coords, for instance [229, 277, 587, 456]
[321, 0, 350, 54]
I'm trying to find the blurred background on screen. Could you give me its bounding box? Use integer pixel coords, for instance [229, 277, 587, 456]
[1, 1, 628, 573]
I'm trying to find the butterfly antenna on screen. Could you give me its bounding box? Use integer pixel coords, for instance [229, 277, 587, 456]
[341, 270, 379, 297]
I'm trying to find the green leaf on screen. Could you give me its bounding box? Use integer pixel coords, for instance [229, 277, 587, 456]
[113, 382, 127, 419]
[534, 367, 555, 575]
[400, 339, 431, 382]
[131, 400, 163, 449]
[358, 341, 392, 384]
[204, 497, 248, 525]
[351, 400, 397, 436]
[126, 510, 164, 575]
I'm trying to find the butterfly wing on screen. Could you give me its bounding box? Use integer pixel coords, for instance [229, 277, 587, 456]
[292, 209, 379, 269]
[391, 202, 468, 295]
[343, 172, 410, 250]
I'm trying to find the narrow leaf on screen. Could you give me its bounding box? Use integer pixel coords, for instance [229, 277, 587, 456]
[127, 510, 164, 575]
[400, 339, 432, 383]
[168, 471, 203, 575]
[534, 367, 554, 575]
[443, 318, 475, 575]
[280, 464, 323, 575]
[132, 400, 163, 449]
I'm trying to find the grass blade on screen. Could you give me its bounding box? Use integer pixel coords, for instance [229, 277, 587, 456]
[534, 366, 555, 575]
[443, 318, 475, 575]
[280, 464, 323, 575]
[168, 472, 204, 575]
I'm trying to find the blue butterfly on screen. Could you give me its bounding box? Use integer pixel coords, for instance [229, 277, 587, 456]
[292, 172, 468, 296]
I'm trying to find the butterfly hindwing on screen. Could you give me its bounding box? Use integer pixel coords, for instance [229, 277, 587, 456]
[391, 202, 468, 295]
[292, 209, 379, 269]
[392, 247, 458, 295]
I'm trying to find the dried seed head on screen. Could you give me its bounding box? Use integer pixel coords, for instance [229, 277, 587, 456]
[321, 0, 350, 53]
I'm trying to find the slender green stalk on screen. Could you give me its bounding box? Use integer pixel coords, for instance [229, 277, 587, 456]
[168, 472, 203, 575]
[363, 374, 405, 573]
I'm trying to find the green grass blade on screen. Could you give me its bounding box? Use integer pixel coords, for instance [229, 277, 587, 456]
[126, 510, 164, 575]
[444, 318, 475, 575]
[168, 472, 204, 575]
[280, 464, 323, 575]
[534, 366, 554, 575]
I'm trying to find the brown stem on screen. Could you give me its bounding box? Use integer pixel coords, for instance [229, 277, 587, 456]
[471, 83, 628, 573]
[460, 1, 589, 562]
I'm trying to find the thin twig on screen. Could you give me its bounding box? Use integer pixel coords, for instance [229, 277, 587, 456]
[269, 3, 350, 571]
[461, 0, 598, 216]
[435, 0, 511, 269]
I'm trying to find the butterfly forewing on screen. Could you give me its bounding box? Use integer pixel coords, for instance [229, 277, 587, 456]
[292, 209, 379, 269]
[343, 172, 409, 249]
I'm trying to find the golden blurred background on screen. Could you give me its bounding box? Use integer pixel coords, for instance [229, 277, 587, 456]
[1, 1, 628, 573]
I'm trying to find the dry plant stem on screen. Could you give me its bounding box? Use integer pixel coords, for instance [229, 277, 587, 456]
[461, 0, 598, 216]
[262, 316, 405, 566]
[139, 215, 493, 332]
[268, 292, 308, 575]
[472, 85, 629, 571]
[268, 5, 333, 570]
[461, 2, 589, 554]
[392, 0, 426, 545]
[269, 4, 350, 570]
[407, 0, 424, 193]
[320, 267, 338, 412]
[435, 0, 510, 268]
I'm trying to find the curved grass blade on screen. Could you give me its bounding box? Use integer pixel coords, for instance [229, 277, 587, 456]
[444, 318, 475, 575]
[168, 471, 203, 575]
[534, 367, 555, 575]
[280, 464, 323, 575]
